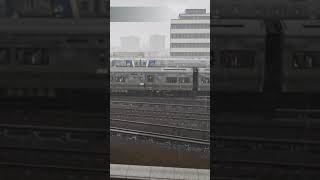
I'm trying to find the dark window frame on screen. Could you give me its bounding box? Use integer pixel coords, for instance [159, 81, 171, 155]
[220, 50, 255, 69]
[293, 51, 320, 69]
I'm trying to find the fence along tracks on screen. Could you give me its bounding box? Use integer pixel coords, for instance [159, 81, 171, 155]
[0, 123, 107, 179]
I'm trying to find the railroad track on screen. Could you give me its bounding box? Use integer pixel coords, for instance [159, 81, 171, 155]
[0, 124, 107, 150]
[0, 124, 107, 179]
[111, 100, 210, 114]
[111, 127, 209, 148]
[111, 118, 209, 140]
[0, 162, 106, 179]
[0, 109, 105, 128]
[215, 111, 320, 140]
[214, 135, 320, 161]
[213, 160, 320, 180]
[111, 107, 209, 119]
[111, 111, 209, 130]
[111, 95, 210, 105]
[214, 109, 320, 179]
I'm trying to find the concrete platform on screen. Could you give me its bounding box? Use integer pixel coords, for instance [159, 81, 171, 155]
[110, 164, 210, 180]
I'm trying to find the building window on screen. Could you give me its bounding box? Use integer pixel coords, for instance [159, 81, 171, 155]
[171, 24, 210, 29]
[220, 50, 255, 68]
[17, 48, 49, 65]
[179, 16, 210, 20]
[171, 33, 210, 39]
[166, 77, 178, 83]
[171, 43, 210, 48]
[0, 49, 9, 64]
[170, 52, 210, 56]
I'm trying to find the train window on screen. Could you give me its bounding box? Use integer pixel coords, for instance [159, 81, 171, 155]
[220, 50, 255, 68]
[166, 77, 178, 83]
[115, 76, 126, 83]
[17, 48, 49, 65]
[0, 49, 9, 64]
[147, 75, 154, 82]
[293, 52, 320, 69]
[178, 77, 190, 83]
[201, 77, 210, 84]
[134, 60, 147, 67]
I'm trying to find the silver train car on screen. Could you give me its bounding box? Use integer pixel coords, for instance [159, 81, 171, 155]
[110, 67, 194, 94]
[212, 19, 266, 93]
[198, 68, 210, 92]
[282, 20, 320, 93]
[110, 67, 210, 95]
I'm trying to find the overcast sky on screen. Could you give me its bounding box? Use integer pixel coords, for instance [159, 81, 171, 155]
[110, 0, 210, 50]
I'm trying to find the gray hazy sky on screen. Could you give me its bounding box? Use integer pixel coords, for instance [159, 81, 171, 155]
[110, 0, 210, 49]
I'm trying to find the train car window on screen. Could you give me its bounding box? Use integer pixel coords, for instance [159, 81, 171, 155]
[115, 76, 126, 83]
[147, 75, 155, 82]
[134, 60, 147, 67]
[293, 52, 320, 69]
[178, 77, 190, 83]
[201, 77, 210, 84]
[166, 77, 178, 83]
[0, 49, 9, 64]
[126, 60, 133, 67]
[220, 50, 255, 68]
[17, 48, 49, 65]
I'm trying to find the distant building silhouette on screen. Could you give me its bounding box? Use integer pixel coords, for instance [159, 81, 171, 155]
[120, 36, 141, 52]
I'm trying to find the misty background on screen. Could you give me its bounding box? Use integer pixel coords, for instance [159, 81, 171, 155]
[110, 0, 210, 52]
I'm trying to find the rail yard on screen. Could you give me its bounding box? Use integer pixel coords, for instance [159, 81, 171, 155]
[110, 95, 210, 169]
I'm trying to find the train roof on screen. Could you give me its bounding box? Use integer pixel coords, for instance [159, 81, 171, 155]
[110, 67, 194, 73]
[283, 20, 320, 37]
[198, 68, 210, 73]
[110, 57, 210, 61]
[212, 19, 265, 36]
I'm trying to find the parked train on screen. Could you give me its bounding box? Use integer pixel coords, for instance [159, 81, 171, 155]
[0, 17, 107, 108]
[110, 67, 210, 95]
[0, 0, 107, 18]
[213, 19, 320, 94]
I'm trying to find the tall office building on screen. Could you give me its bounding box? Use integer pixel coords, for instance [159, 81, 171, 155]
[120, 36, 141, 51]
[149, 35, 165, 51]
[170, 9, 210, 57]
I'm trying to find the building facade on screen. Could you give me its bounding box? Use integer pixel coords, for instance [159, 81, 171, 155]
[170, 9, 210, 58]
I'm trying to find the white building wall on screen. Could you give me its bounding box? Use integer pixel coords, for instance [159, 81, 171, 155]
[170, 9, 210, 58]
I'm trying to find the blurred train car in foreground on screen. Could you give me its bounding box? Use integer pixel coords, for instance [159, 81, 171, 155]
[282, 20, 320, 93]
[2, 0, 107, 18]
[212, 19, 266, 93]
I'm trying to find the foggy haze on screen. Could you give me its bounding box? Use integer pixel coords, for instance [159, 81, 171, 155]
[110, 0, 210, 51]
